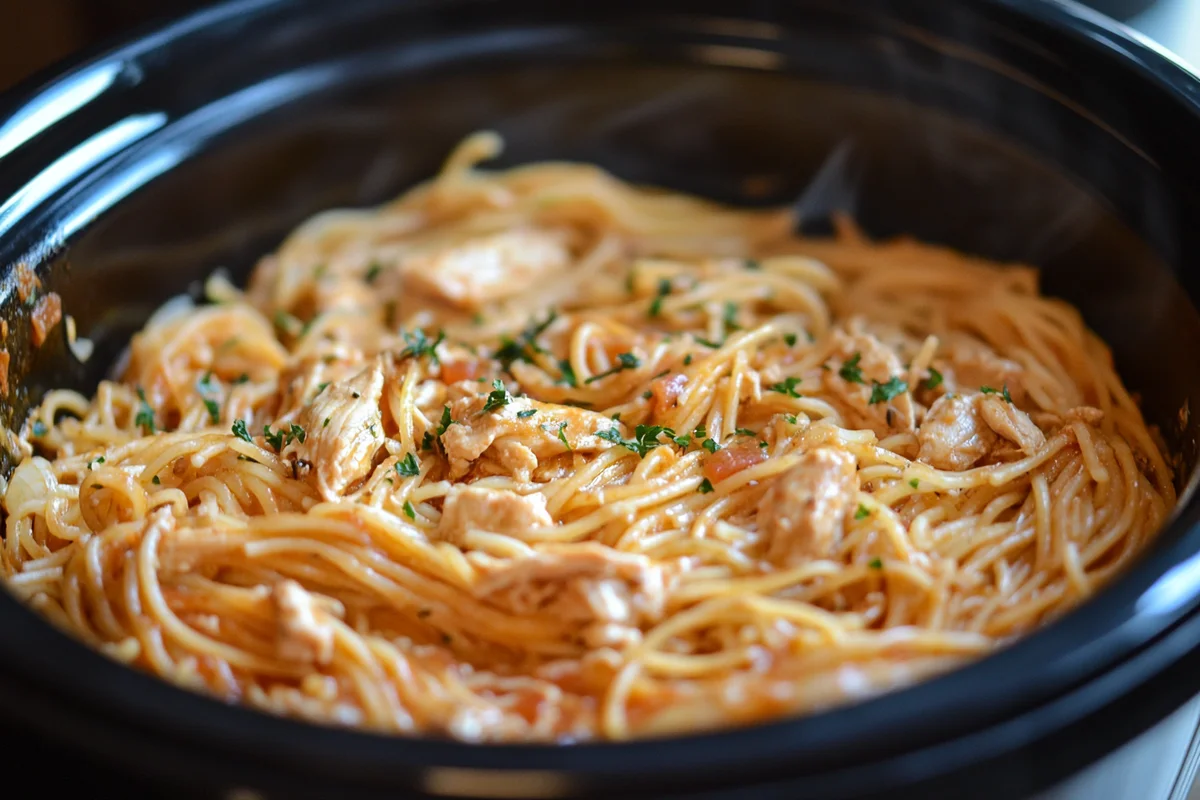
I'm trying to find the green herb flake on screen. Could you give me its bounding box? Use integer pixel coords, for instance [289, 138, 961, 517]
[151, 475, 161, 485]
[701, 438, 720, 454]
[364, 263, 383, 284]
[648, 278, 672, 318]
[234, 373, 250, 385]
[869, 376, 909, 405]
[783, 333, 798, 347]
[263, 425, 286, 452]
[87, 455, 106, 469]
[232, 419, 254, 443]
[868, 557, 883, 570]
[480, 379, 514, 414]
[323, 417, 331, 429]
[854, 504, 870, 520]
[421, 431, 434, 450]
[642, 389, 654, 400]
[769, 377, 803, 398]
[722, 301, 741, 332]
[202, 397, 220, 424]
[744, 258, 761, 270]
[784, 414, 798, 425]
[396, 453, 420, 477]
[734, 428, 756, 437]
[496, 310, 558, 369]
[683, 353, 693, 366]
[314, 381, 330, 397]
[516, 409, 538, 419]
[909, 478, 919, 489]
[403, 500, 416, 519]
[543, 421, 572, 451]
[923, 368, 943, 391]
[839, 352, 864, 384]
[585, 352, 641, 384]
[698, 478, 715, 494]
[436, 405, 456, 437]
[134, 387, 156, 434]
[596, 424, 679, 458]
[31, 420, 47, 437]
[980, 384, 1013, 403]
[557, 359, 578, 389]
[672, 433, 692, 447]
[400, 328, 446, 365]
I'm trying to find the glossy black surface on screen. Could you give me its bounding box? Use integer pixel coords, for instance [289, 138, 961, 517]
[3, 1, 1200, 798]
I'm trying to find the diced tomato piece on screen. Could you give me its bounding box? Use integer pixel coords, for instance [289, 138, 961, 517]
[704, 441, 766, 483]
[650, 373, 687, 416]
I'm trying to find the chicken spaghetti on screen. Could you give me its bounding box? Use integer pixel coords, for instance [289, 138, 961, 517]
[1, 132, 1176, 741]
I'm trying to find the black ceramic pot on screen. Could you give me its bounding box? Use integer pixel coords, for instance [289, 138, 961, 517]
[3, 1, 1200, 798]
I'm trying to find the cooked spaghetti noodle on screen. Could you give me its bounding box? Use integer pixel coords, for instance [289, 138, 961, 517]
[1, 132, 1176, 741]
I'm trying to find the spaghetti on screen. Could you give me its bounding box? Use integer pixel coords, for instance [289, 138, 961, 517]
[1, 132, 1176, 741]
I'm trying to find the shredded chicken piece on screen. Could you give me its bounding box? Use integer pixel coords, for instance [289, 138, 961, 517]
[473, 543, 668, 644]
[917, 394, 999, 470]
[918, 393, 1047, 469]
[759, 447, 859, 566]
[276, 356, 369, 418]
[979, 395, 1045, 455]
[436, 485, 554, 544]
[823, 331, 914, 437]
[935, 332, 1025, 400]
[288, 360, 385, 499]
[402, 228, 571, 311]
[440, 394, 617, 480]
[272, 580, 336, 666]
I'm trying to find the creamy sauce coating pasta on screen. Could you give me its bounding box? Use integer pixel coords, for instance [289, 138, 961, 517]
[1, 133, 1175, 741]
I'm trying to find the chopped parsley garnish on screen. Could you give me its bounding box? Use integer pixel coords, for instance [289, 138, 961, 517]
[421, 431, 434, 450]
[769, 377, 803, 397]
[722, 302, 741, 332]
[87, 455, 105, 469]
[396, 453, 420, 477]
[694, 336, 723, 349]
[839, 353, 864, 384]
[234, 373, 250, 385]
[868, 557, 883, 570]
[909, 478, 919, 489]
[854, 504, 870, 520]
[400, 328, 446, 364]
[557, 359, 578, 388]
[701, 438, 720, 453]
[324, 417, 331, 428]
[980, 384, 1013, 403]
[869, 376, 909, 405]
[734, 428, 756, 437]
[232, 419, 253, 443]
[641, 390, 653, 399]
[683, 353, 693, 366]
[923, 368, 943, 391]
[784, 414, 798, 424]
[698, 478, 715, 494]
[134, 387, 156, 434]
[496, 310, 558, 369]
[694, 425, 707, 439]
[262, 423, 303, 452]
[364, 263, 383, 284]
[516, 409, 538, 419]
[314, 381, 330, 397]
[543, 422, 571, 451]
[744, 258, 761, 270]
[480, 379, 514, 414]
[197, 373, 221, 424]
[783, 333, 798, 347]
[585, 352, 641, 384]
[31, 420, 47, 437]
[436, 405, 456, 437]
[672, 433, 692, 447]
[403, 500, 416, 519]
[648, 278, 671, 318]
[597, 424, 677, 457]
[151, 475, 161, 485]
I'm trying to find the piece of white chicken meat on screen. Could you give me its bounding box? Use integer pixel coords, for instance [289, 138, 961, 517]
[917, 392, 1045, 470]
[401, 227, 571, 311]
[822, 331, 915, 438]
[286, 359, 386, 500]
[440, 393, 619, 480]
[758, 446, 859, 566]
[472, 542, 668, 648]
[435, 485, 555, 545]
[271, 579, 339, 666]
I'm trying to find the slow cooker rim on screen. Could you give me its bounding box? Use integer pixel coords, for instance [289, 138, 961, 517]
[2, 0, 1200, 792]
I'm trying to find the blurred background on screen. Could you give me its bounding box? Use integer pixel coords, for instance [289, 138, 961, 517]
[1, 0, 1199, 93]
